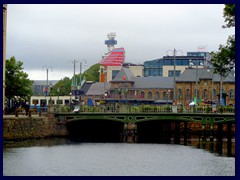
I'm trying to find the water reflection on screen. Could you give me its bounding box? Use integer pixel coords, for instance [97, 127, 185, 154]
[3, 139, 235, 176]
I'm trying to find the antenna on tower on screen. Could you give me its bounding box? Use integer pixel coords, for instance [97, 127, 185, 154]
[105, 32, 117, 52]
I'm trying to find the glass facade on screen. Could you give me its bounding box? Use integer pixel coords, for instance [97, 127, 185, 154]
[144, 52, 208, 77]
[168, 70, 181, 77]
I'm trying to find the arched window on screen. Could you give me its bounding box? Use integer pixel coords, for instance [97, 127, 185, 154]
[203, 89, 208, 99]
[194, 89, 199, 98]
[140, 91, 145, 99]
[148, 91, 152, 99]
[229, 89, 234, 99]
[163, 91, 167, 100]
[186, 89, 191, 99]
[155, 91, 160, 99]
[177, 89, 182, 99]
[169, 91, 173, 100]
[213, 89, 217, 99]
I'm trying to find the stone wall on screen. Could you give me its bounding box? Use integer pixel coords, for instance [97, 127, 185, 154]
[3, 114, 68, 140]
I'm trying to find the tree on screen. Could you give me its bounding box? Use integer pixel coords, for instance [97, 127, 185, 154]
[82, 63, 100, 82]
[211, 4, 235, 77]
[5, 56, 33, 107]
[50, 64, 100, 96]
[50, 77, 71, 96]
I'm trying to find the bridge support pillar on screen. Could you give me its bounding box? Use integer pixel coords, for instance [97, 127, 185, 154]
[209, 124, 214, 153]
[123, 123, 137, 143]
[183, 121, 188, 145]
[200, 124, 206, 149]
[174, 122, 180, 144]
[227, 123, 232, 157]
[216, 123, 223, 155]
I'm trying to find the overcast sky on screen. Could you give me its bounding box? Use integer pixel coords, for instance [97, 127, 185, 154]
[6, 4, 234, 80]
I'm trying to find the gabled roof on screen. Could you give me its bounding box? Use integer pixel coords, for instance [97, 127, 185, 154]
[176, 68, 235, 83]
[99, 48, 125, 66]
[110, 67, 134, 82]
[86, 82, 110, 96]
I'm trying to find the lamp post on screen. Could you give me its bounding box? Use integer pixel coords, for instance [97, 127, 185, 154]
[42, 65, 53, 96]
[189, 60, 203, 106]
[166, 49, 183, 104]
[57, 88, 60, 104]
[69, 59, 77, 102]
[49, 82, 53, 105]
[104, 67, 107, 99]
[207, 69, 215, 106]
[69, 92, 72, 109]
[77, 59, 87, 106]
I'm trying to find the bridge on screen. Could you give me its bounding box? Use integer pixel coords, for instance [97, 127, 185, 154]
[53, 105, 235, 156]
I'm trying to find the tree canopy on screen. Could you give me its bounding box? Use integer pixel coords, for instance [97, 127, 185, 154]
[211, 4, 235, 77]
[51, 64, 100, 96]
[5, 56, 33, 100]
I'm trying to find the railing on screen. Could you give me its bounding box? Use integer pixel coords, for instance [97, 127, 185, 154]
[53, 104, 235, 114]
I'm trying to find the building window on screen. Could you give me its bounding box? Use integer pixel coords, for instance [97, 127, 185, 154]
[112, 70, 119, 80]
[32, 99, 39, 105]
[169, 91, 173, 100]
[194, 89, 199, 98]
[168, 70, 181, 77]
[203, 89, 208, 99]
[186, 89, 191, 99]
[140, 91, 145, 99]
[229, 89, 234, 99]
[177, 89, 182, 99]
[155, 91, 160, 99]
[65, 100, 70, 105]
[148, 91, 152, 99]
[163, 91, 167, 100]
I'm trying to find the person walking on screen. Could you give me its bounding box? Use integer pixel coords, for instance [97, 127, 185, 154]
[25, 102, 30, 116]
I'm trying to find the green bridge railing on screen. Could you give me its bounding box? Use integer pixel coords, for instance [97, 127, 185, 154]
[52, 104, 235, 114]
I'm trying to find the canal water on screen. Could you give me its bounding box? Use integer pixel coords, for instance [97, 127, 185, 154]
[3, 138, 235, 176]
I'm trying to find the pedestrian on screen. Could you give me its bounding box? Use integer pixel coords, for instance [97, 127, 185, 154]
[25, 102, 30, 116]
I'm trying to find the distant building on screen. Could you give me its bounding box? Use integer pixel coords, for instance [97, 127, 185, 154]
[144, 52, 212, 77]
[32, 80, 58, 96]
[82, 67, 174, 105]
[175, 68, 235, 106]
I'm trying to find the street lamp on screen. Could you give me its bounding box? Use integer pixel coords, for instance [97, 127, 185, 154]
[77, 59, 87, 106]
[42, 65, 53, 96]
[166, 49, 183, 104]
[57, 87, 60, 105]
[207, 69, 215, 106]
[189, 60, 203, 106]
[69, 92, 72, 109]
[49, 82, 53, 105]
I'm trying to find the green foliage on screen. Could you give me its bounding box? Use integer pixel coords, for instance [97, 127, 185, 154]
[211, 35, 235, 77]
[82, 63, 100, 82]
[222, 4, 235, 28]
[211, 4, 235, 76]
[5, 56, 33, 100]
[51, 64, 100, 95]
[51, 77, 71, 96]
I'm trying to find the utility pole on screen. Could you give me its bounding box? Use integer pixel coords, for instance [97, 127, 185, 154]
[3, 4, 7, 114]
[77, 59, 87, 106]
[166, 48, 183, 104]
[42, 65, 52, 97]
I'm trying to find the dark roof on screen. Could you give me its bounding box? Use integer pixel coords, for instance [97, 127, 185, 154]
[86, 82, 110, 96]
[131, 76, 174, 89]
[176, 68, 235, 83]
[110, 67, 134, 82]
[81, 82, 93, 95]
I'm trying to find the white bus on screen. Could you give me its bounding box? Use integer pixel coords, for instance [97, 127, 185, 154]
[30, 96, 71, 108]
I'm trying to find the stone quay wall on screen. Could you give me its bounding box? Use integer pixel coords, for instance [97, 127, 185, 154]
[3, 113, 68, 140]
